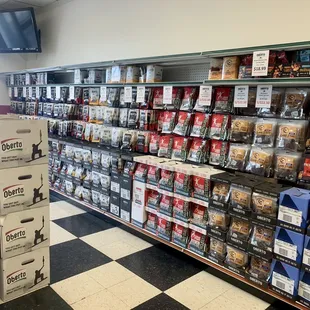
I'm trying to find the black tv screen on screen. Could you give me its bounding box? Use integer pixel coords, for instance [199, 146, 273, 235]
[0, 7, 41, 53]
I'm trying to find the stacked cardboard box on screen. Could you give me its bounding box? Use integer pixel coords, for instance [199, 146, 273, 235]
[0, 119, 50, 302]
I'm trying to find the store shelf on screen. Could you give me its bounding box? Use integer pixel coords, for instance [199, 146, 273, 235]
[51, 187, 307, 310]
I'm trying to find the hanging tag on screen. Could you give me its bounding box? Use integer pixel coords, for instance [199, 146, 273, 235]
[124, 86, 132, 102]
[252, 50, 269, 76]
[100, 86, 107, 101]
[163, 86, 173, 104]
[255, 85, 272, 108]
[234, 85, 249, 107]
[136, 86, 146, 103]
[46, 86, 52, 99]
[198, 85, 212, 106]
[56, 86, 61, 99]
[14, 87, 18, 97]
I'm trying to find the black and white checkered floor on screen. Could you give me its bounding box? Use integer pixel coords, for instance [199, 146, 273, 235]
[0, 193, 296, 310]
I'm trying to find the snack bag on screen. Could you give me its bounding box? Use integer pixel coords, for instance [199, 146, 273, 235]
[139, 88, 154, 109]
[171, 137, 190, 161]
[174, 171, 192, 196]
[89, 88, 100, 105]
[172, 224, 189, 247]
[188, 230, 207, 254]
[134, 163, 148, 182]
[111, 128, 125, 148]
[230, 116, 256, 143]
[162, 111, 177, 134]
[209, 140, 229, 166]
[149, 133, 160, 155]
[165, 87, 184, 110]
[252, 192, 278, 218]
[159, 194, 174, 216]
[209, 237, 226, 260]
[228, 217, 251, 241]
[121, 130, 137, 151]
[157, 217, 172, 241]
[145, 212, 158, 233]
[127, 109, 139, 129]
[248, 256, 271, 281]
[157, 111, 165, 132]
[107, 88, 120, 107]
[158, 135, 173, 158]
[298, 156, 310, 184]
[208, 207, 229, 231]
[213, 87, 234, 113]
[208, 114, 230, 140]
[147, 190, 161, 210]
[192, 175, 210, 201]
[173, 112, 192, 136]
[225, 144, 251, 171]
[91, 190, 100, 206]
[211, 182, 230, 203]
[280, 88, 308, 119]
[159, 169, 174, 191]
[173, 198, 190, 221]
[257, 88, 284, 117]
[253, 118, 277, 147]
[92, 124, 101, 143]
[136, 132, 150, 153]
[180, 87, 199, 111]
[250, 225, 274, 251]
[119, 108, 129, 127]
[191, 204, 208, 228]
[190, 113, 210, 138]
[230, 185, 252, 211]
[139, 110, 148, 131]
[274, 151, 302, 182]
[100, 126, 112, 146]
[147, 165, 161, 186]
[226, 245, 248, 269]
[245, 147, 274, 177]
[153, 87, 164, 109]
[187, 139, 209, 163]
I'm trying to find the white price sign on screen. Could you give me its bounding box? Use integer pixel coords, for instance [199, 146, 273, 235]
[56, 86, 61, 99]
[255, 85, 272, 108]
[124, 86, 132, 102]
[234, 85, 249, 107]
[69, 86, 75, 100]
[252, 50, 269, 76]
[163, 86, 173, 104]
[36, 86, 40, 99]
[100, 86, 107, 101]
[136, 86, 146, 103]
[46, 86, 52, 99]
[14, 87, 18, 97]
[198, 85, 212, 106]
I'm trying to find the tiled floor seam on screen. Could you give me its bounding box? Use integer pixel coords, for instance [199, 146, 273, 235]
[67, 287, 106, 306]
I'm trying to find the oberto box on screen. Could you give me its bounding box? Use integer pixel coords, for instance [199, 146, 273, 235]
[0, 206, 50, 259]
[0, 247, 50, 301]
[278, 188, 310, 233]
[302, 235, 310, 272]
[0, 164, 49, 215]
[0, 120, 48, 169]
[132, 202, 147, 228]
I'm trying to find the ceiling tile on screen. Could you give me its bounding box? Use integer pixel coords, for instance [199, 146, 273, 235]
[1, 1, 33, 9]
[16, 0, 57, 7]
[0, 0, 9, 4]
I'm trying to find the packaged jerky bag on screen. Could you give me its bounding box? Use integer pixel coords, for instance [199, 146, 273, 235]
[139, 88, 154, 109]
[209, 237, 226, 260]
[158, 135, 173, 158]
[145, 212, 158, 233]
[209, 140, 229, 166]
[159, 169, 175, 191]
[174, 171, 192, 196]
[180, 87, 199, 111]
[225, 144, 251, 171]
[134, 163, 148, 182]
[191, 204, 208, 228]
[190, 113, 210, 138]
[245, 147, 274, 177]
[99, 126, 112, 146]
[248, 256, 271, 281]
[119, 108, 129, 127]
[257, 88, 284, 117]
[298, 155, 310, 184]
[159, 194, 174, 216]
[250, 225, 274, 252]
[173, 198, 190, 221]
[157, 217, 172, 241]
[147, 165, 161, 186]
[230, 116, 256, 143]
[136, 132, 150, 153]
[107, 88, 120, 107]
[208, 207, 229, 231]
[187, 230, 207, 254]
[274, 151, 302, 182]
[157, 111, 165, 132]
[172, 224, 189, 247]
[226, 245, 248, 269]
[139, 109, 149, 131]
[213, 87, 234, 113]
[149, 133, 160, 155]
[208, 114, 230, 140]
[171, 137, 190, 162]
[165, 87, 184, 110]
[211, 182, 230, 203]
[187, 139, 209, 164]
[228, 217, 251, 241]
[121, 130, 137, 151]
[162, 111, 177, 134]
[147, 190, 161, 210]
[252, 191, 278, 218]
[127, 109, 139, 129]
[253, 118, 277, 148]
[192, 175, 211, 201]
[173, 112, 192, 136]
[230, 184, 252, 211]
[153, 87, 164, 109]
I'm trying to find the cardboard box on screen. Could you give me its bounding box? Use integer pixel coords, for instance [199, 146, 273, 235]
[302, 235, 310, 272]
[274, 227, 304, 268]
[111, 172, 121, 194]
[222, 56, 240, 80]
[88, 69, 103, 84]
[133, 180, 147, 207]
[74, 69, 88, 84]
[0, 164, 49, 215]
[111, 66, 127, 83]
[271, 259, 299, 300]
[131, 202, 147, 228]
[146, 65, 163, 83]
[0, 206, 50, 259]
[278, 187, 310, 234]
[126, 66, 140, 83]
[120, 176, 132, 200]
[298, 270, 310, 307]
[120, 198, 131, 222]
[0, 246, 50, 301]
[110, 193, 120, 217]
[0, 120, 48, 169]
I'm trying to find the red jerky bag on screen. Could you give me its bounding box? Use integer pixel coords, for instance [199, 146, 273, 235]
[180, 87, 199, 111]
[209, 114, 230, 140]
[162, 111, 177, 134]
[149, 133, 160, 155]
[191, 113, 210, 138]
[153, 87, 164, 109]
[209, 139, 229, 166]
[158, 135, 173, 158]
[213, 87, 234, 113]
[173, 112, 192, 136]
[171, 136, 190, 161]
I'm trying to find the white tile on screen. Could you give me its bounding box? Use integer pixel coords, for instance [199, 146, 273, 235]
[165, 271, 233, 310]
[200, 295, 244, 310]
[108, 275, 161, 308]
[50, 221, 77, 246]
[50, 201, 86, 220]
[71, 289, 129, 310]
[87, 261, 135, 288]
[51, 272, 103, 305]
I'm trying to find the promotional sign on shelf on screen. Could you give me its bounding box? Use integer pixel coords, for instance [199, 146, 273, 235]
[234, 85, 249, 107]
[255, 85, 272, 108]
[163, 86, 173, 104]
[100, 86, 107, 102]
[136, 86, 146, 103]
[199, 85, 212, 106]
[124, 86, 132, 102]
[252, 50, 269, 76]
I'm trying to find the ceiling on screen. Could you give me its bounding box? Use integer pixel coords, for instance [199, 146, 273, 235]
[0, 0, 60, 9]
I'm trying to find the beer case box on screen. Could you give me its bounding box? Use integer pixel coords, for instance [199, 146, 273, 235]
[302, 235, 310, 272]
[278, 187, 310, 234]
[110, 193, 120, 217]
[120, 198, 131, 222]
[0, 164, 49, 215]
[0, 246, 50, 301]
[274, 226, 304, 268]
[131, 202, 147, 228]
[0, 120, 48, 169]
[270, 259, 299, 300]
[0, 206, 50, 259]
[133, 180, 147, 207]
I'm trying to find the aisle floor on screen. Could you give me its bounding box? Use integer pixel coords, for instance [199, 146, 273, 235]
[0, 194, 296, 310]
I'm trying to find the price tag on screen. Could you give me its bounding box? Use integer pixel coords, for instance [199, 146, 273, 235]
[36, 86, 40, 99]
[255, 85, 272, 108]
[14, 87, 18, 97]
[69, 86, 75, 100]
[124, 86, 132, 102]
[252, 50, 269, 76]
[100, 86, 107, 101]
[55, 86, 61, 99]
[272, 271, 294, 295]
[278, 205, 302, 227]
[198, 85, 212, 106]
[46, 86, 52, 99]
[163, 86, 173, 104]
[274, 239, 297, 261]
[8, 88, 12, 98]
[29, 87, 32, 98]
[234, 85, 249, 107]
[22, 87, 27, 98]
[136, 86, 146, 103]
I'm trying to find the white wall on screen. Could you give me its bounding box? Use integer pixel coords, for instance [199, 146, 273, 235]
[0, 54, 26, 73]
[25, 0, 310, 70]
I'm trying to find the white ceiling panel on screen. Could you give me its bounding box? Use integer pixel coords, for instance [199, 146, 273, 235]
[16, 0, 58, 6]
[0, 0, 59, 9]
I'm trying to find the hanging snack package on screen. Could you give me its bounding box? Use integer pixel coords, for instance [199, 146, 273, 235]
[228, 217, 251, 242]
[156, 216, 172, 241]
[172, 224, 189, 248]
[208, 114, 230, 140]
[187, 230, 207, 255]
[92, 150, 101, 167]
[149, 110, 157, 131]
[187, 139, 209, 163]
[211, 181, 230, 204]
[192, 171, 211, 202]
[190, 113, 210, 138]
[92, 124, 101, 143]
[171, 137, 190, 162]
[162, 111, 177, 134]
[280, 88, 309, 119]
[149, 133, 160, 155]
[274, 151, 302, 182]
[230, 182, 254, 215]
[245, 147, 274, 177]
[158, 135, 173, 158]
[99, 126, 112, 146]
[153, 87, 164, 109]
[230, 116, 256, 143]
[139, 109, 148, 131]
[121, 130, 137, 151]
[250, 225, 274, 252]
[147, 165, 161, 186]
[173, 197, 190, 222]
[112, 108, 119, 127]
[257, 88, 284, 117]
[65, 145, 75, 160]
[208, 207, 229, 231]
[100, 174, 111, 190]
[74, 148, 83, 164]
[165, 87, 184, 110]
[134, 163, 148, 182]
[145, 212, 158, 234]
[276, 120, 307, 151]
[101, 153, 111, 170]
[91, 190, 100, 207]
[91, 170, 101, 187]
[191, 203, 208, 228]
[136, 132, 150, 153]
[130, 87, 138, 109]
[83, 88, 89, 105]
[209, 140, 229, 166]
[209, 237, 226, 261]
[111, 128, 125, 148]
[84, 123, 93, 142]
[225, 245, 248, 269]
[238, 87, 257, 116]
[173, 112, 192, 136]
[74, 166, 84, 180]
[119, 108, 129, 128]
[119, 88, 127, 108]
[89, 88, 100, 105]
[159, 194, 174, 216]
[103, 107, 113, 126]
[107, 88, 120, 107]
[82, 188, 91, 202]
[159, 169, 175, 191]
[180, 87, 199, 111]
[82, 149, 92, 165]
[147, 190, 161, 210]
[157, 111, 165, 132]
[248, 256, 271, 281]
[174, 167, 193, 197]
[225, 144, 251, 171]
[213, 87, 234, 113]
[252, 191, 278, 220]
[253, 118, 277, 147]
[139, 88, 154, 109]
[127, 109, 139, 129]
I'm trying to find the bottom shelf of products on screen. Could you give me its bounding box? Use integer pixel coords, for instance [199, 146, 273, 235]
[51, 187, 307, 310]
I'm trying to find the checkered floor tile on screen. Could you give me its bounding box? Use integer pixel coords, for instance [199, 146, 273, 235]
[0, 193, 292, 310]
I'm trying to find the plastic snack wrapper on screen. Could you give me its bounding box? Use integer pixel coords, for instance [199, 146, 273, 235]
[248, 256, 271, 281]
[208, 207, 229, 231]
[192, 175, 211, 201]
[139, 88, 154, 109]
[191, 204, 208, 227]
[162, 111, 177, 134]
[252, 192, 278, 218]
[226, 245, 248, 269]
[187, 139, 209, 163]
[213, 87, 234, 113]
[257, 88, 284, 117]
[156, 217, 172, 240]
[157, 111, 165, 132]
[173, 112, 192, 136]
[103, 107, 113, 126]
[84, 123, 93, 142]
[74, 148, 83, 163]
[88, 106, 97, 123]
[92, 124, 101, 143]
[208, 114, 230, 140]
[171, 137, 191, 162]
[130, 87, 138, 109]
[66, 164, 75, 177]
[147, 190, 161, 209]
[134, 163, 148, 182]
[253, 118, 277, 147]
[180, 87, 199, 111]
[107, 88, 120, 107]
[147, 165, 161, 185]
[228, 217, 251, 241]
[99, 193, 110, 210]
[81, 187, 91, 201]
[82, 149, 92, 164]
[74, 166, 85, 180]
[121, 130, 137, 151]
[230, 184, 252, 212]
[159, 194, 174, 216]
[190, 113, 210, 138]
[274, 151, 302, 182]
[100, 126, 112, 146]
[276, 120, 307, 151]
[238, 87, 257, 116]
[298, 155, 310, 184]
[136, 132, 150, 153]
[153, 87, 164, 109]
[230, 116, 256, 143]
[188, 230, 207, 254]
[209, 237, 226, 260]
[165, 87, 184, 110]
[211, 182, 230, 203]
[158, 135, 173, 158]
[73, 185, 82, 198]
[84, 170, 92, 182]
[92, 151, 101, 166]
[280, 88, 309, 119]
[119, 108, 129, 127]
[225, 144, 251, 171]
[209, 140, 229, 166]
[173, 198, 190, 221]
[245, 147, 274, 177]
[101, 153, 111, 169]
[111, 128, 126, 148]
[91, 171, 101, 186]
[250, 225, 274, 251]
[172, 224, 189, 247]
[149, 133, 160, 155]
[127, 109, 139, 129]
[159, 169, 175, 191]
[65, 180, 74, 195]
[60, 164, 67, 175]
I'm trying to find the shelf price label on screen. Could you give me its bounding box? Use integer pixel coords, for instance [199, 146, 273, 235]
[124, 86, 132, 102]
[163, 86, 173, 104]
[252, 50, 269, 76]
[255, 85, 272, 108]
[136, 86, 146, 103]
[100, 86, 107, 102]
[198, 85, 212, 106]
[234, 85, 249, 107]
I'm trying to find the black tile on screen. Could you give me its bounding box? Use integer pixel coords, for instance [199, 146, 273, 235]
[132, 293, 189, 310]
[0, 286, 72, 310]
[53, 213, 115, 237]
[117, 243, 204, 291]
[50, 239, 112, 284]
[265, 300, 297, 310]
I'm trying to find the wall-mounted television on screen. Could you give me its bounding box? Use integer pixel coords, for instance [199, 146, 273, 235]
[0, 7, 41, 53]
